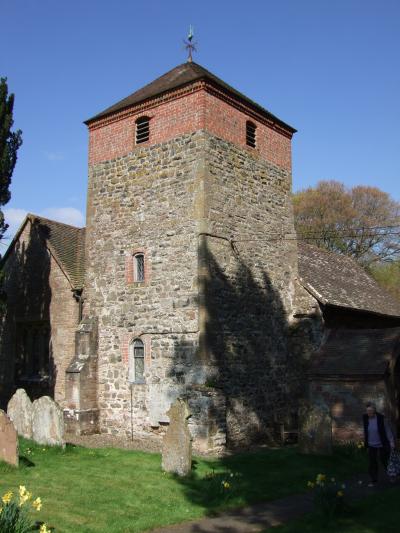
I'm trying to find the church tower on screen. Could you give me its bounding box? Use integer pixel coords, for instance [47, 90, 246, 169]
[67, 61, 298, 452]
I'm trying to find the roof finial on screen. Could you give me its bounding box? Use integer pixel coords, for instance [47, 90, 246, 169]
[184, 25, 196, 62]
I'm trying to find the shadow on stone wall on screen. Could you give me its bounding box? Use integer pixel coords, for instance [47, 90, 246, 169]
[169, 238, 310, 452]
[0, 219, 54, 406]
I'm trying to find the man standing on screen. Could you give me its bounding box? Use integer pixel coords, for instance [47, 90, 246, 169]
[363, 402, 395, 486]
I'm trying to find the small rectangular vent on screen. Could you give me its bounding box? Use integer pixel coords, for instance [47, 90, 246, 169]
[246, 121, 256, 148]
[136, 117, 150, 144]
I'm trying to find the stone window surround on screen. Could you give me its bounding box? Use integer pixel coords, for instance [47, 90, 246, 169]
[122, 333, 151, 384]
[128, 338, 145, 384]
[125, 248, 150, 286]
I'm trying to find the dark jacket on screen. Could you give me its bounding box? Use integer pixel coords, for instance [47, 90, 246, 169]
[363, 413, 390, 448]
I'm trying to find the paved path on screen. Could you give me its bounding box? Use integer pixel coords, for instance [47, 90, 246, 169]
[150, 474, 399, 533]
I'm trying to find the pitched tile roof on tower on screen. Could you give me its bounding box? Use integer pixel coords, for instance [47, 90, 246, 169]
[85, 61, 296, 133]
[298, 243, 400, 318]
[310, 328, 400, 376]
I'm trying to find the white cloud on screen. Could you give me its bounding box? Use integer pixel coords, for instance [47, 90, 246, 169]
[3, 208, 28, 238]
[41, 207, 85, 227]
[43, 151, 65, 161]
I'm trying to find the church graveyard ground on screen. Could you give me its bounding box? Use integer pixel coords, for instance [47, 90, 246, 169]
[0, 440, 367, 533]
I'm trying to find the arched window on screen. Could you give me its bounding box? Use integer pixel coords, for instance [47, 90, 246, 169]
[129, 339, 145, 383]
[133, 253, 145, 282]
[135, 116, 150, 144]
[246, 121, 256, 148]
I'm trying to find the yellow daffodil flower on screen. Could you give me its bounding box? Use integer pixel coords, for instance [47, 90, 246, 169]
[337, 490, 344, 497]
[2, 491, 13, 504]
[33, 497, 42, 511]
[40, 524, 50, 533]
[307, 481, 315, 488]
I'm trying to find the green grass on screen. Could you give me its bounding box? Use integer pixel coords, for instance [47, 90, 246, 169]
[270, 487, 400, 532]
[0, 440, 367, 533]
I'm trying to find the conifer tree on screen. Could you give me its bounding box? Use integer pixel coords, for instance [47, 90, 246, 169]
[0, 77, 22, 239]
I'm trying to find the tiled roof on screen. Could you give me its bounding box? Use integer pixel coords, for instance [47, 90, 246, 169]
[311, 328, 400, 376]
[29, 215, 86, 290]
[85, 61, 296, 133]
[298, 243, 400, 318]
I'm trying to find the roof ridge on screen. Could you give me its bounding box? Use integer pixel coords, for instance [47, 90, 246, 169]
[27, 213, 85, 231]
[85, 61, 296, 133]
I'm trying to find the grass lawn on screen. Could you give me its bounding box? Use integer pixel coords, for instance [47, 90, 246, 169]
[0, 439, 367, 533]
[270, 486, 400, 533]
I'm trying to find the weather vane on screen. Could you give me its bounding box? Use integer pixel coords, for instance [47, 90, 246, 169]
[184, 25, 197, 62]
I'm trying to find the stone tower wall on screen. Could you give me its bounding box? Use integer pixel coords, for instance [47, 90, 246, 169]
[84, 131, 209, 442]
[84, 81, 297, 451]
[200, 133, 299, 447]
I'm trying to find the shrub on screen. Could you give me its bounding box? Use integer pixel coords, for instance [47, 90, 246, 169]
[307, 474, 347, 520]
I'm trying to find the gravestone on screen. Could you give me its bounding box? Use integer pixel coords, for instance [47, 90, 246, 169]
[162, 398, 192, 476]
[298, 402, 332, 455]
[32, 396, 65, 447]
[7, 388, 33, 439]
[0, 410, 19, 466]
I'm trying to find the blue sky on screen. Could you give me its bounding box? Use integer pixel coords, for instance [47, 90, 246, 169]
[1, 0, 399, 241]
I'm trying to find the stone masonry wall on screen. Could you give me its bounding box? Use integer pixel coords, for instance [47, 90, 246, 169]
[0, 219, 79, 407]
[84, 131, 211, 446]
[199, 134, 300, 447]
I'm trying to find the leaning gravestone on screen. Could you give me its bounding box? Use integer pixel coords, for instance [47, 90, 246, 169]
[0, 409, 19, 466]
[162, 398, 192, 476]
[7, 388, 33, 439]
[298, 402, 332, 455]
[32, 396, 65, 447]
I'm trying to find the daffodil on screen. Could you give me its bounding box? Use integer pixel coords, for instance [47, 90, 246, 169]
[33, 497, 42, 511]
[316, 473, 326, 483]
[19, 486, 27, 497]
[2, 491, 13, 504]
[40, 524, 51, 533]
[337, 490, 344, 497]
[221, 481, 230, 489]
[307, 481, 315, 488]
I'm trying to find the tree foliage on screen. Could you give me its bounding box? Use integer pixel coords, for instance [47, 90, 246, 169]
[369, 260, 400, 300]
[0, 77, 22, 239]
[293, 180, 400, 266]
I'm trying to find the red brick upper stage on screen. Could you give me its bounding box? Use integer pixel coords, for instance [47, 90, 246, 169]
[85, 62, 295, 170]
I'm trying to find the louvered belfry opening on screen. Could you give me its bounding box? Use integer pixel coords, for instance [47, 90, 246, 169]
[246, 121, 256, 148]
[135, 116, 150, 144]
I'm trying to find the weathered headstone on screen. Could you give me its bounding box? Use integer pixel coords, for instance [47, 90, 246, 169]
[32, 396, 65, 447]
[0, 410, 19, 466]
[7, 388, 33, 439]
[298, 402, 332, 455]
[162, 398, 192, 476]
